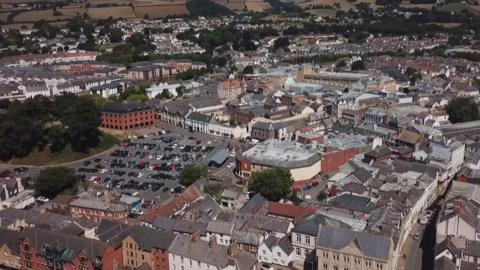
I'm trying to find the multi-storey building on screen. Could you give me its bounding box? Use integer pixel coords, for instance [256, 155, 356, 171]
[316, 226, 393, 270]
[19, 227, 107, 270]
[100, 103, 156, 130]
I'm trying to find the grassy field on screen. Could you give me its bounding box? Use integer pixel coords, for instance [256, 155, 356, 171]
[296, 0, 356, 11]
[307, 8, 337, 17]
[399, 3, 434, 9]
[134, 4, 189, 18]
[89, 6, 137, 19]
[10, 133, 121, 166]
[13, 9, 71, 22]
[437, 2, 480, 16]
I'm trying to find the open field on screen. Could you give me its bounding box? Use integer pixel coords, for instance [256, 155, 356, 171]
[437, 2, 480, 16]
[245, 0, 270, 12]
[296, 0, 356, 11]
[13, 9, 71, 22]
[0, 12, 10, 22]
[134, 4, 189, 18]
[88, 6, 137, 19]
[307, 8, 337, 17]
[10, 133, 121, 166]
[399, 3, 434, 9]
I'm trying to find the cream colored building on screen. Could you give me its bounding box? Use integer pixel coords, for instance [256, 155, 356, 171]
[316, 226, 394, 270]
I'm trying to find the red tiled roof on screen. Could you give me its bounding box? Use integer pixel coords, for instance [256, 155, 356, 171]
[267, 202, 316, 221]
[181, 185, 201, 203]
[141, 197, 184, 224]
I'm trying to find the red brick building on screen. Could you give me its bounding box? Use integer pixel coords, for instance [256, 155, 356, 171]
[68, 198, 128, 223]
[19, 227, 109, 270]
[100, 103, 155, 130]
[320, 147, 360, 174]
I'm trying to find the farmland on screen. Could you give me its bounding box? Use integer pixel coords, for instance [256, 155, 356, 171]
[134, 4, 189, 18]
[296, 0, 356, 11]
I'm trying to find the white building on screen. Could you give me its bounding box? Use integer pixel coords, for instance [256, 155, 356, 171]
[257, 235, 293, 267]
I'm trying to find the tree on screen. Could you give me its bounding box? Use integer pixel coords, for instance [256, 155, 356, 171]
[33, 167, 79, 198]
[179, 163, 208, 186]
[404, 67, 422, 86]
[317, 190, 328, 201]
[176, 86, 185, 97]
[351, 60, 366, 70]
[250, 168, 293, 201]
[242, 65, 254, 74]
[445, 97, 480, 124]
[109, 27, 123, 43]
[161, 89, 172, 99]
[55, 94, 101, 152]
[273, 37, 290, 51]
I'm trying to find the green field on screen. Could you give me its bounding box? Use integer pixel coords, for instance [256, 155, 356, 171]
[307, 8, 337, 17]
[437, 2, 480, 16]
[10, 132, 121, 166]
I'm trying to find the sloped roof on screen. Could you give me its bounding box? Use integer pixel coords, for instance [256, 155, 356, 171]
[20, 227, 106, 262]
[0, 228, 21, 255]
[267, 202, 316, 221]
[316, 225, 391, 261]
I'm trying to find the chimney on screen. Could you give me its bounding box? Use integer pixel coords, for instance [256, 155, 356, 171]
[227, 243, 238, 256]
[208, 236, 217, 247]
[453, 200, 463, 215]
[191, 232, 200, 242]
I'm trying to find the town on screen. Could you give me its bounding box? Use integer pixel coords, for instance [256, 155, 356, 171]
[0, 0, 480, 270]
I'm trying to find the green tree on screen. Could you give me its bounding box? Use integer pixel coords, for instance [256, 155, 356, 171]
[179, 163, 208, 186]
[109, 27, 123, 43]
[351, 60, 365, 70]
[445, 97, 480, 124]
[273, 37, 290, 51]
[242, 65, 254, 74]
[176, 86, 185, 97]
[55, 94, 101, 152]
[405, 67, 422, 86]
[317, 190, 328, 201]
[33, 167, 79, 198]
[161, 89, 172, 99]
[0, 114, 39, 161]
[250, 168, 293, 201]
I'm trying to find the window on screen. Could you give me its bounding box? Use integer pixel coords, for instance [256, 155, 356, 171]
[323, 263, 328, 269]
[277, 252, 281, 257]
[262, 250, 266, 255]
[296, 247, 301, 256]
[305, 236, 311, 245]
[296, 234, 301, 243]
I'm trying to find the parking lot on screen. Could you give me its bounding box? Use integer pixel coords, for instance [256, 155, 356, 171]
[72, 132, 218, 203]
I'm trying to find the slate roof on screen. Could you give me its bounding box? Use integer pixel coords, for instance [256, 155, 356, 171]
[316, 225, 391, 261]
[20, 227, 106, 262]
[96, 219, 130, 242]
[328, 193, 373, 213]
[292, 214, 349, 236]
[433, 256, 456, 270]
[435, 238, 462, 258]
[168, 234, 229, 267]
[207, 220, 234, 235]
[238, 194, 268, 215]
[186, 112, 213, 123]
[0, 228, 21, 255]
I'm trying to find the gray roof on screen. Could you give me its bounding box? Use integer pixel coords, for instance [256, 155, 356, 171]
[186, 112, 213, 123]
[69, 198, 127, 212]
[207, 220, 234, 235]
[107, 225, 176, 251]
[328, 193, 373, 213]
[293, 214, 349, 236]
[20, 227, 106, 263]
[433, 257, 457, 270]
[168, 235, 229, 267]
[96, 219, 130, 242]
[316, 225, 391, 261]
[0, 228, 21, 255]
[238, 194, 268, 215]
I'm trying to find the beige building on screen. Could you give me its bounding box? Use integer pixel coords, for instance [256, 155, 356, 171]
[0, 228, 21, 270]
[316, 226, 394, 270]
[121, 226, 176, 270]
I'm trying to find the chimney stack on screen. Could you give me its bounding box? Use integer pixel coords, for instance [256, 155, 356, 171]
[208, 236, 217, 247]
